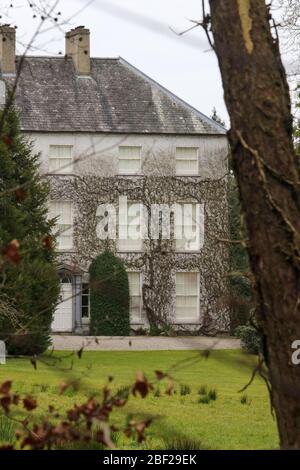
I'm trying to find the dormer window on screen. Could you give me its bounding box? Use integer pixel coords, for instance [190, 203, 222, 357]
[118, 146, 142, 175]
[49, 145, 73, 174]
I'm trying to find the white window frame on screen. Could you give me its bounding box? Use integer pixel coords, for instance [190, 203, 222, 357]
[49, 145, 73, 174]
[128, 271, 142, 323]
[175, 271, 200, 323]
[175, 202, 202, 252]
[175, 147, 199, 176]
[118, 201, 143, 252]
[81, 282, 90, 322]
[118, 146, 142, 175]
[49, 200, 73, 251]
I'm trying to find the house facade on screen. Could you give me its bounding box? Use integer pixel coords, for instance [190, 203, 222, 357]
[0, 25, 229, 334]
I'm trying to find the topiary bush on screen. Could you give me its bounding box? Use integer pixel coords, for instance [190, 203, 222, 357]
[89, 250, 130, 335]
[235, 324, 261, 355]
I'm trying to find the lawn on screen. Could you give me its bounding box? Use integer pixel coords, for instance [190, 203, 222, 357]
[0, 349, 278, 450]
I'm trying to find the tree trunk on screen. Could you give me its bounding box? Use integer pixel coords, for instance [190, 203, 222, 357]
[208, 0, 300, 448]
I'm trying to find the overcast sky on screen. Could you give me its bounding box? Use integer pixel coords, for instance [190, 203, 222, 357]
[1, 0, 291, 126]
[1, 0, 229, 123]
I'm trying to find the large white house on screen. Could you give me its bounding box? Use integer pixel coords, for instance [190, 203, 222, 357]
[0, 25, 229, 334]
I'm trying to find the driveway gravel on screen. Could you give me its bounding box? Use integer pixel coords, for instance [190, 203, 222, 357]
[50, 335, 240, 351]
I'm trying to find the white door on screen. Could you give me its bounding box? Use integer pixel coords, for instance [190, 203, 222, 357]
[52, 282, 73, 332]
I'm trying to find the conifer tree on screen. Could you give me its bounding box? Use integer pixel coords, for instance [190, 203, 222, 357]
[0, 107, 60, 355]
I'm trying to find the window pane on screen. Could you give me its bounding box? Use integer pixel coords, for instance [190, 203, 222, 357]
[49, 145, 73, 174]
[49, 201, 73, 250]
[81, 283, 90, 319]
[175, 272, 199, 321]
[128, 272, 142, 321]
[175, 147, 198, 175]
[119, 146, 141, 174]
[81, 306, 89, 318]
[118, 202, 142, 251]
[175, 203, 199, 251]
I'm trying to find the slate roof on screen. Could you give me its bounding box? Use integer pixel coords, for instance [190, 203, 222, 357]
[5, 56, 226, 135]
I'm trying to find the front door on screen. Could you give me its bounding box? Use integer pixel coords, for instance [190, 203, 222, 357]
[52, 277, 73, 332]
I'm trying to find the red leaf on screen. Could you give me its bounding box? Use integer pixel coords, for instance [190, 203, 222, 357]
[2, 239, 21, 264]
[0, 396, 12, 413]
[0, 380, 12, 395]
[2, 135, 12, 146]
[15, 188, 27, 202]
[155, 370, 166, 381]
[23, 396, 37, 411]
[42, 235, 53, 250]
[132, 371, 153, 398]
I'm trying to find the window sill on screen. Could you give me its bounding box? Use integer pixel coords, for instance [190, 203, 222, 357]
[117, 249, 144, 254]
[46, 172, 76, 177]
[118, 173, 143, 177]
[175, 173, 199, 177]
[173, 320, 201, 324]
[175, 250, 201, 254]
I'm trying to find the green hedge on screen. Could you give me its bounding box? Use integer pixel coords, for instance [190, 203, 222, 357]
[235, 325, 261, 355]
[89, 250, 130, 335]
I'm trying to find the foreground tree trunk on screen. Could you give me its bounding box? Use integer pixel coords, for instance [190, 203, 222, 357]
[208, 0, 300, 448]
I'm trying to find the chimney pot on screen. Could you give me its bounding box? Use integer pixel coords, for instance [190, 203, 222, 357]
[0, 24, 16, 74]
[65, 26, 90, 75]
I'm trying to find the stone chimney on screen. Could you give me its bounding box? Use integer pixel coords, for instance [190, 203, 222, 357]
[65, 26, 90, 75]
[0, 25, 16, 74]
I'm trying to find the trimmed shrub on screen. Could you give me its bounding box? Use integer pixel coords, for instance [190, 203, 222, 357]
[235, 324, 261, 354]
[89, 250, 130, 335]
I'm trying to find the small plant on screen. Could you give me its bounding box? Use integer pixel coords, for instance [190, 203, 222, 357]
[198, 385, 207, 396]
[180, 384, 191, 396]
[235, 324, 261, 354]
[0, 416, 17, 446]
[198, 395, 210, 404]
[115, 386, 130, 400]
[154, 388, 161, 398]
[164, 437, 203, 450]
[208, 388, 217, 401]
[240, 394, 251, 405]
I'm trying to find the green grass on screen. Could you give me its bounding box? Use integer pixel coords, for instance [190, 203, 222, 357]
[0, 349, 278, 449]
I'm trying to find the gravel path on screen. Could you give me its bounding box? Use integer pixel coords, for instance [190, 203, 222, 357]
[50, 335, 240, 351]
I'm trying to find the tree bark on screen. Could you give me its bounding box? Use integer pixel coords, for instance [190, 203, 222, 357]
[208, 0, 300, 448]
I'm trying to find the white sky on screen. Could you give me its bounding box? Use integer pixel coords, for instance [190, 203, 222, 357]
[2, 0, 294, 126]
[2, 0, 229, 124]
